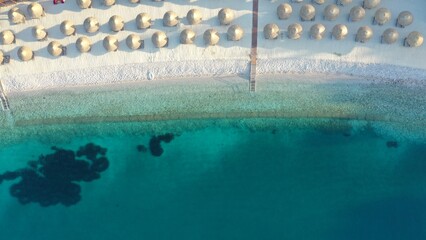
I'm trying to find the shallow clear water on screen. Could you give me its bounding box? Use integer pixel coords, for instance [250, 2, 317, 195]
[0, 119, 425, 240]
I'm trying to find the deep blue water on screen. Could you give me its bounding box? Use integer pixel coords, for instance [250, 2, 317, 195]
[0, 119, 425, 240]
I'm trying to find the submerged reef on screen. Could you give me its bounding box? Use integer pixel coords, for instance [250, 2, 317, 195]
[0, 143, 109, 207]
[148, 133, 175, 157]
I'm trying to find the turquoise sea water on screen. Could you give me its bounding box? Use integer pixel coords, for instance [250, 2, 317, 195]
[0, 119, 425, 240]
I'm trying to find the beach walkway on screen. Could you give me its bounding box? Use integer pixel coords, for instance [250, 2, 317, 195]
[0, 80, 10, 111]
[249, 0, 259, 92]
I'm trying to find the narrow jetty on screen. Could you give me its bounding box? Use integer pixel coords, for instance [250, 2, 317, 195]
[249, 0, 259, 92]
[0, 80, 10, 111]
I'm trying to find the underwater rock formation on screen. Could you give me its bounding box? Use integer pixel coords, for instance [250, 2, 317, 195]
[0, 143, 109, 207]
[149, 133, 175, 157]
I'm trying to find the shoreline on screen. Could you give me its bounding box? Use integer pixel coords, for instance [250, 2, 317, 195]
[1, 73, 425, 145]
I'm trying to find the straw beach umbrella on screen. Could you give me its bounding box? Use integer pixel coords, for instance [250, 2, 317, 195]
[27, 3, 44, 19]
[218, 8, 234, 25]
[180, 29, 196, 44]
[152, 31, 168, 48]
[136, 13, 152, 29]
[1, 30, 15, 45]
[396, 11, 413, 28]
[363, 0, 381, 9]
[204, 29, 220, 46]
[404, 31, 423, 48]
[8, 7, 26, 24]
[163, 11, 179, 27]
[349, 6, 365, 22]
[332, 24, 348, 40]
[187, 9, 202, 25]
[356, 26, 373, 43]
[337, 0, 352, 6]
[47, 41, 63, 57]
[300, 4, 316, 21]
[374, 8, 391, 25]
[60, 20, 76, 36]
[0, 50, 4, 64]
[381, 28, 398, 44]
[103, 0, 115, 7]
[126, 34, 143, 50]
[129, 0, 139, 3]
[310, 23, 326, 40]
[32, 25, 48, 41]
[313, 0, 325, 5]
[324, 4, 340, 21]
[264, 23, 280, 40]
[288, 23, 303, 40]
[76, 37, 92, 53]
[84, 17, 100, 33]
[109, 15, 124, 32]
[277, 3, 292, 20]
[77, 0, 92, 9]
[227, 25, 244, 41]
[103, 35, 119, 52]
[17, 46, 33, 61]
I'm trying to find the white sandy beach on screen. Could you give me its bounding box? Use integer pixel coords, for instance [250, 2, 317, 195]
[0, 0, 425, 142]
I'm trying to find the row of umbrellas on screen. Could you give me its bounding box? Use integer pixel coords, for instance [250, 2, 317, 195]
[0, 25, 245, 62]
[8, 5, 236, 27]
[263, 23, 423, 47]
[278, 3, 414, 28]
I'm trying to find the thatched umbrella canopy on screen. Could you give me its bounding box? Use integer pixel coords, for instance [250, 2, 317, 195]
[136, 13, 152, 29]
[60, 20, 76, 36]
[218, 8, 234, 25]
[337, 0, 352, 6]
[397, 11, 413, 28]
[264, 23, 280, 40]
[324, 4, 340, 21]
[76, 0, 92, 9]
[109, 15, 124, 32]
[126, 34, 143, 50]
[300, 4, 316, 21]
[129, 0, 139, 3]
[187, 9, 202, 25]
[332, 24, 348, 40]
[18, 46, 33, 61]
[313, 0, 325, 5]
[180, 29, 196, 44]
[163, 11, 179, 27]
[76, 37, 92, 53]
[152, 31, 168, 48]
[356, 26, 373, 43]
[27, 3, 44, 19]
[203, 29, 220, 46]
[277, 3, 292, 20]
[363, 0, 381, 9]
[227, 25, 244, 41]
[47, 41, 63, 57]
[8, 7, 26, 24]
[374, 8, 391, 25]
[350, 6, 365, 22]
[405, 31, 423, 47]
[0, 30, 15, 45]
[287, 23, 303, 40]
[310, 23, 326, 40]
[84, 17, 100, 33]
[103, 35, 119, 52]
[381, 28, 399, 44]
[0, 50, 4, 64]
[32, 25, 48, 41]
[102, 0, 115, 6]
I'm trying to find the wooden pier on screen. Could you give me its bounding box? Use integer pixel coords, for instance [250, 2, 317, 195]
[250, 0, 259, 92]
[0, 80, 10, 111]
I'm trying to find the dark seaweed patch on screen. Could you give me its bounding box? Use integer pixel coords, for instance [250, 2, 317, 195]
[0, 143, 109, 207]
[148, 133, 175, 157]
